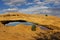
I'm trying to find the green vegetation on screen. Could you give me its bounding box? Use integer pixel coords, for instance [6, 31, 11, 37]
[31, 24, 36, 31]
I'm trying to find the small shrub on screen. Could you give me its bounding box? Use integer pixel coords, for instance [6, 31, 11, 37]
[45, 14, 48, 16]
[31, 24, 36, 31]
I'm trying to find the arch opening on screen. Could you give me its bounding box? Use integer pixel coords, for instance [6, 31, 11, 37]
[1, 20, 33, 26]
[1, 20, 27, 25]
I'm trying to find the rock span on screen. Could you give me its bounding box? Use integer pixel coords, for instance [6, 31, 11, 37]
[0, 12, 60, 30]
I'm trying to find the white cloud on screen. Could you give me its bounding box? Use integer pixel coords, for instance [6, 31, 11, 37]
[0, 6, 60, 17]
[1, 0, 60, 16]
[7, 8, 18, 11]
[18, 6, 49, 14]
[2, 0, 26, 6]
[26, 3, 34, 5]
[0, 8, 19, 13]
[45, 0, 60, 4]
[34, 0, 60, 5]
[2, 0, 60, 8]
[0, 6, 49, 14]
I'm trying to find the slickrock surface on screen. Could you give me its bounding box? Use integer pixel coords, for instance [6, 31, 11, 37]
[0, 12, 60, 40]
[0, 23, 60, 40]
[0, 12, 60, 30]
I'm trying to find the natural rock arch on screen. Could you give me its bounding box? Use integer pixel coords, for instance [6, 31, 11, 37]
[0, 12, 60, 30]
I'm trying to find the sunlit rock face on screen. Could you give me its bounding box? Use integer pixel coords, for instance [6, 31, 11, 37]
[0, 12, 60, 40]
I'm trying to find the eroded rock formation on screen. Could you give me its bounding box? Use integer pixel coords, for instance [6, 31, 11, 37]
[0, 12, 60, 40]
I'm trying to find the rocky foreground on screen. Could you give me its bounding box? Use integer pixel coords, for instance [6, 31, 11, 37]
[0, 12, 60, 40]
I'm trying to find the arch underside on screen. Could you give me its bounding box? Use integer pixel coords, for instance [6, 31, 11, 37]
[0, 20, 58, 30]
[1, 20, 27, 25]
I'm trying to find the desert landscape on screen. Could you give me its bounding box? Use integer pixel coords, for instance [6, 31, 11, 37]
[0, 12, 60, 40]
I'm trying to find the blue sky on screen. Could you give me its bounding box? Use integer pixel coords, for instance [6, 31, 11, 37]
[0, 0, 60, 15]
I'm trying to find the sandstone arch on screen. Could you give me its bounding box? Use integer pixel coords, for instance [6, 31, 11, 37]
[0, 12, 60, 30]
